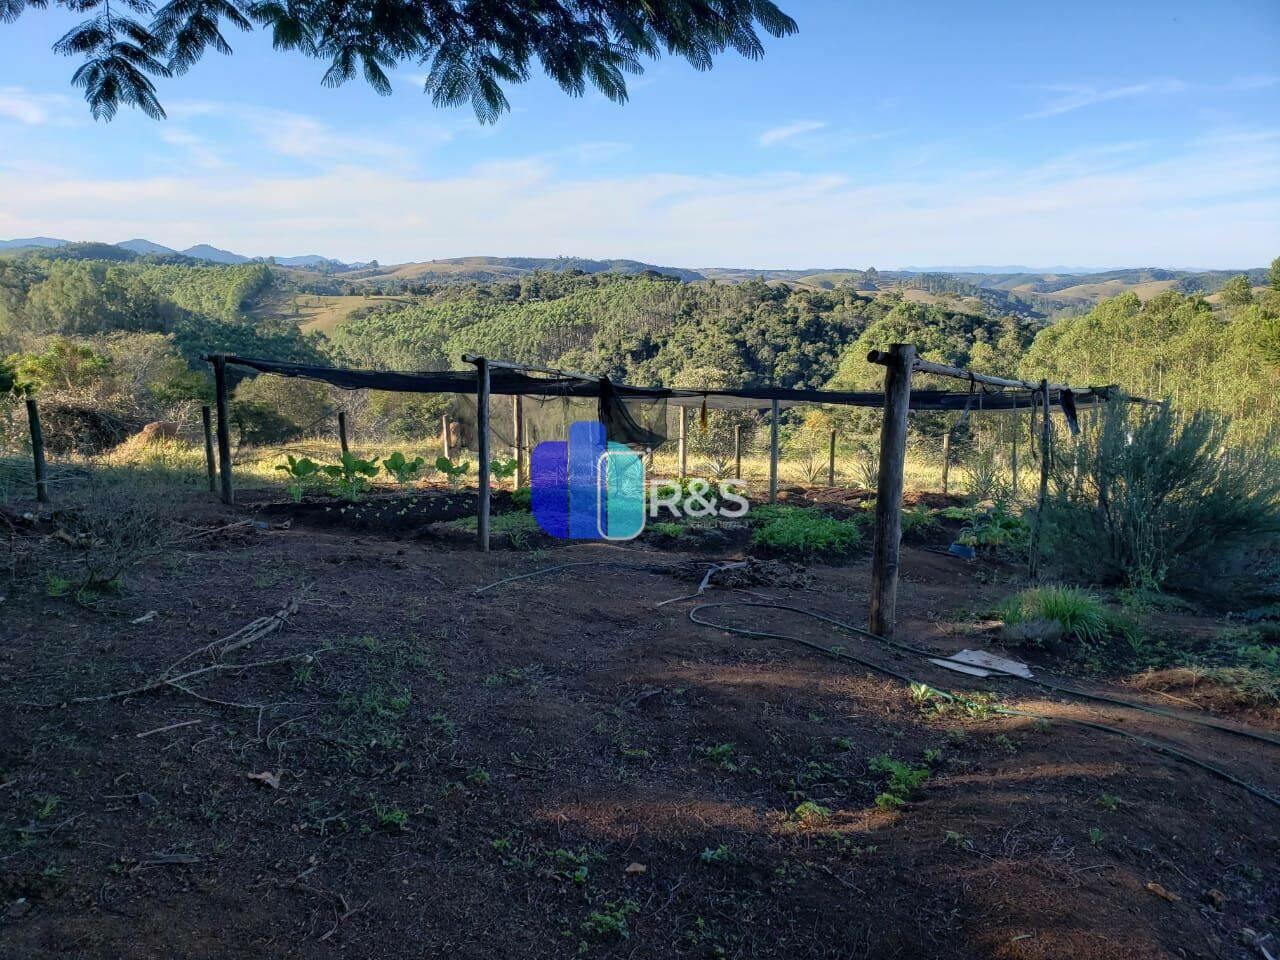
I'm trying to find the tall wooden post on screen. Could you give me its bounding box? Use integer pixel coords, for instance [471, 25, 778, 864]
[212, 354, 234, 505]
[513, 394, 525, 489]
[25, 398, 49, 504]
[338, 411, 350, 456]
[678, 407, 688, 479]
[828, 430, 837, 486]
[768, 400, 780, 503]
[941, 429, 952, 495]
[733, 423, 742, 480]
[474, 358, 491, 552]
[1010, 397, 1019, 498]
[868, 344, 915, 639]
[441, 415, 451, 460]
[201, 404, 217, 493]
[1029, 379, 1052, 580]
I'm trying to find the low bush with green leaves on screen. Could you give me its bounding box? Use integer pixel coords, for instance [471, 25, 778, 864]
[434, 455, 471, 489]
[902, 504, 940, 538]
[321, 452, 380, 502]
[869, 754, 931, 809]
[749, 505, 864, 560]
[958, 502, 1029, 554]
[383, 451, 426, 484]
[997, 585, 1137, 648]
[275, 454, 322, 501]
[489, 457, 518, 488]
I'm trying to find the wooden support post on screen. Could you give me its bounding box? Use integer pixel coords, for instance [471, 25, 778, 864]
[25, 397, 49, 504]
[678, 407, 688, 479]
[1029, 378, 1052, 581]
[941, 429, 952, 495]
[212, 354, 234, 505]
[201, 404, 216, 494]
[868, 343, 915, 639]
[769, 399, 780, 504]
[474, 358, 491, 552]
[441, 414, 451, 460]
[513, 394, 524, 489]
[733, 423, 742, 480]
[338, 411, 350, 456]
[828, 429, 837, 486]
[1010, 398, 1019, 498]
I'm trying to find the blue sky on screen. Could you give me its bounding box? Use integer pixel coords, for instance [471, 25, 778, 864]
[1, 0, 1277, 269]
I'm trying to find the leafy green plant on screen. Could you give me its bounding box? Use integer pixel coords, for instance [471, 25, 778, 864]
[582, 900, 639, 941]
[434, 455, 471, 489]
[510, 486, 532, 510]
[901, 504, 940, 537]
[964, 449, 1006, 502]
[489, 457, 518, 488]
[997, 585, 1108, 645]
[958, 501, 1029, 553]
[383, 451, 425, 484]
[320, 452, 380, 501]
[750, 505, 863, 560]
[275, 454, 322, 501]
[790, 800, 832, 824]
[869, 754, 930, 808]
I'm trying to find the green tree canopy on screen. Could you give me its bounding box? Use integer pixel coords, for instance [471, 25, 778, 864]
[4, 0, 796, 121]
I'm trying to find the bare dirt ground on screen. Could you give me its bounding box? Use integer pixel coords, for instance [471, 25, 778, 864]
[2, 493, 1278, 960]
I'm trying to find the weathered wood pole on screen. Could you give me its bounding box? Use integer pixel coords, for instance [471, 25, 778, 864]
[769, 399, 780, 504]
[337, 411, 350, 456]
[828, 429, 837, 486]
[1028, 379, 1052, 580]
[940, 429, 952, 495]
[201, 404, 216, 493]
[441, 414, 451, 460]
[212, 354, 234, 505]
[513, 394, 525, 489]
[868, 344, 915, 639]
[733, 423, 742, 480]
[1010, 397, 1019, 498]
[475, 358, 491, 552]
[25, 397, 49, 504]
[678, 407, 688, 479]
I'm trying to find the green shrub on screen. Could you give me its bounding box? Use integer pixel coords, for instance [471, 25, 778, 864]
[997, 585, 1108, 644]
[1043, 402, 1280, 589]
[750, 505, 863, 560]
[902, 504, 940, 537]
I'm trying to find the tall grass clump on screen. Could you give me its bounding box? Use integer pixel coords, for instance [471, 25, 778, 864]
[998, 586, 1108, 644]
[1043, 402, 1280, 590]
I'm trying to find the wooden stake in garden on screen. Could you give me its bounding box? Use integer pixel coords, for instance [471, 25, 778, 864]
[1028, 378, 1052, 580]
[513, 394, 524, 489]
[867, 344, 915, 638]
[678, 407, 688, 479]
[201, 404, 216, 494]
[472, 356, 491, 552]
[769, 399, 780, 504]
[212, 354, 234, 505]
[338, 411, 350, 456]
[441, 414, 451, 460]
[734, 423, 742, 480]
[941, 428, 952, 495]
[25, 397, 49, 504]
[828, 429, 836, 486]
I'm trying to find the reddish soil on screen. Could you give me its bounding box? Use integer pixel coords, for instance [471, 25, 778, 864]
[1, 495, 1278, 960]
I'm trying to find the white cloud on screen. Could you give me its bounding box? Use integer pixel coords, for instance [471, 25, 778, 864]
[1028, 78, 1188, 118]
[758, 120, 827, 146]
[2, 128, 1276, 269]
[0, 86, 69, 125]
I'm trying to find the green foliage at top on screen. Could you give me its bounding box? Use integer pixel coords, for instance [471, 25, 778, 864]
[749, 504, 863, 560]
[31, 0, 795, 124]
[1043, 401, 1280, 589]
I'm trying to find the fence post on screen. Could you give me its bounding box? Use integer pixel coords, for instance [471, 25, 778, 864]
[868, 343, 915, 639]
[201, 404, 216, 494]
[513, 394, 524, 489]
[828, 429, 836, 486]
[474, 358, 491, 552]
[769, 399, 780, 504]
[678, 407, 688, 479]
[734, 423, 742, 480]
[338, 411, 350, 456]
[441, 414, 451, 460]
[25, 397, 49, 504]
[1028, 378, 1052, 580]
[941, 429, 952, 495]
[1010, 396, 1019, 498]
[212, 355, 234, 505]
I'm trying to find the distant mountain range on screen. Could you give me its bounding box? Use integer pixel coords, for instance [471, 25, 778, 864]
[3, 236, 352, 269]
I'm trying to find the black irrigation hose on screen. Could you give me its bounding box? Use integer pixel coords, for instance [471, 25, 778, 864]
[700, 601, 1280, 750]
[687, 601, 1280, 811]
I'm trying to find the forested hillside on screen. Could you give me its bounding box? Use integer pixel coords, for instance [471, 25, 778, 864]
[2, 252, 1278, 449]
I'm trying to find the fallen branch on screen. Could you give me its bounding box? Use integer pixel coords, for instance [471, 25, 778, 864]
[135, 718, 203, 739]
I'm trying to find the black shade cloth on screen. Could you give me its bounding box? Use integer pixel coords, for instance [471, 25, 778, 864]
[214, 355, 1125, 414]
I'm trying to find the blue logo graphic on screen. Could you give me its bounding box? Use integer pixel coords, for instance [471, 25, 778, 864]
[530, 421, 646, 540]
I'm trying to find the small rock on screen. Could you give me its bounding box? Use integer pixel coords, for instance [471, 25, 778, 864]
[1203, 888, 1227, 910]
[1000, 618, 1064, 647]
[7, 898, 31, 919]
[1145, 881, 1181, 903]
[136, 792, 158, 809]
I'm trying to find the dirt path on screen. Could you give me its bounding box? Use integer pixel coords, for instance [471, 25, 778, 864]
[2, 522, 1277, 959]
